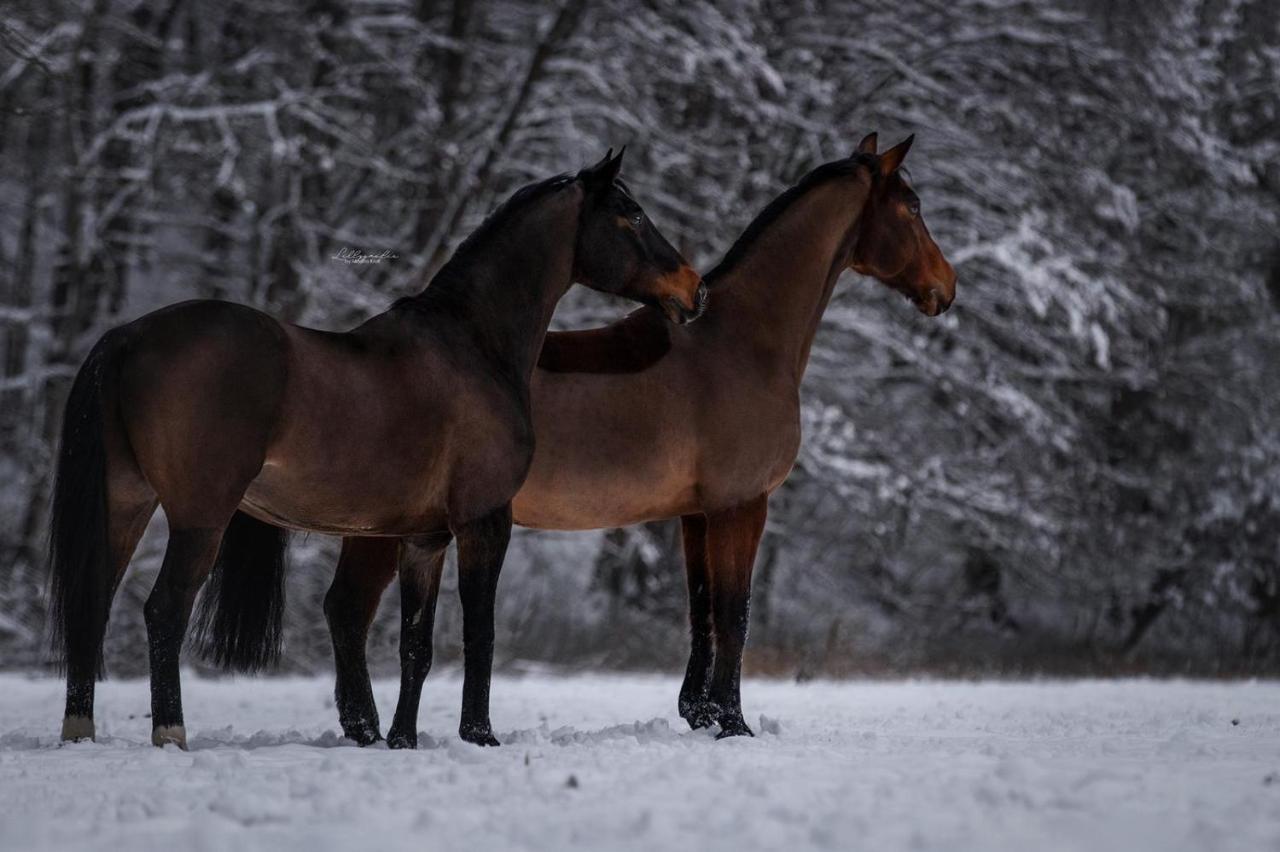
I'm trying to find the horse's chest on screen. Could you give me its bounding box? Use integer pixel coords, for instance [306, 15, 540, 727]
[441, 399, 535, 518]
[452, 420, 533, 480]
[700, 387, 801, 500]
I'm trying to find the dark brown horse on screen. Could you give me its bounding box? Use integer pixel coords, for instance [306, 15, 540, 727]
[47, 150, 705, 748]
[306, 133, 955, 746]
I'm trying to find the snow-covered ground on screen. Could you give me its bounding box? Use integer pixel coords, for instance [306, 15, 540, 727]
[1, 673, 1278, 851]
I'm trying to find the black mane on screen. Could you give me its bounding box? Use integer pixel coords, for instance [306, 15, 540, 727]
[448, 172, 576, 263]
[396, 172, 577, 311]
[704, 154, 875, 286]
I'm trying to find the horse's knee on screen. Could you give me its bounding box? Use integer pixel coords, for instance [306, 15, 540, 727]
[406, 635, 434, 677]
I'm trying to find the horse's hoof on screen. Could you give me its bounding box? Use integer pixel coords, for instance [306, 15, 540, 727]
[714, 715, 755, 740]
[459, 723, 500, 747]
[343, 724, 384, 747]
[679, 701, 715, 730]
[61, 716, 95, 742]
[386, 729, 417, 750]
[151, 725, 188, 749]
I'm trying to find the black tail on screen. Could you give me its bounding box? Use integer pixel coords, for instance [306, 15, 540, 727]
[47, 337, 115, 680]
[192, 511, 289, 672]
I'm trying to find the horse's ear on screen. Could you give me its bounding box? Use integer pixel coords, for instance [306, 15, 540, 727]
[879, 134, 914, 175]
[855, 132, 878, 155]
[603, 145, 625, 182]
[579, 147, 624, 189]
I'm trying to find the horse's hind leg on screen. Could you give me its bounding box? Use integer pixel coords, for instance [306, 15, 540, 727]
[678, 513, 716, 730]
[61, 483, 157, 742]
[324, 536, 401, 745]
[144, 523, 226, 748]
[144, 469, 269, 747]
[137, 456, 272, 749]
[704, 494, 768, 739]
[145, 476, 264, 748]
[386, 532, 450, 749]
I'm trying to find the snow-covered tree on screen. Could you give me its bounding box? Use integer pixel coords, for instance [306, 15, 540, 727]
[0, 0, 1275, 674]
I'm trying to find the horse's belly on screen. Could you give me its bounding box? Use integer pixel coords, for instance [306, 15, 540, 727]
[242, 463, 447, 535]
[512, 452, 695, 530]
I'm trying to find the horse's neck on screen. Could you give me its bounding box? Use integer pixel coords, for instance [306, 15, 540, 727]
[416, 195, 580, 383]
[709, 180, 866, 381]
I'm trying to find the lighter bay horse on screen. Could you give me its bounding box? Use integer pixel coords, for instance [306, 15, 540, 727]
[316, 133, 956, 745]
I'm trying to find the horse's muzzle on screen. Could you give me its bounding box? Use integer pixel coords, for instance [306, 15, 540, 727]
[664, 282, 708, 325]
[918, 285, 953, 317]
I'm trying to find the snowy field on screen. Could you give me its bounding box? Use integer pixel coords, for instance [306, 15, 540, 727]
[1, 673, 1278, 851]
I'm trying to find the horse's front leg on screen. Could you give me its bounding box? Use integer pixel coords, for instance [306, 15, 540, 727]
[386, 532, 451, 749]
[325, 536, 401, 745]
[452, 504, 513, 746]
[704, 494, 769, 738]
[678, 513, 716, 729]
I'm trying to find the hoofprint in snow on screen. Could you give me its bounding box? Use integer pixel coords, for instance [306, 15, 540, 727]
[1, 674, 1278, 852]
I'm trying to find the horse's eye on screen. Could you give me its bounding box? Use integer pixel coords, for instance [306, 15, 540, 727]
[907, 200, 920, 217]
[630, 212, 644, 228]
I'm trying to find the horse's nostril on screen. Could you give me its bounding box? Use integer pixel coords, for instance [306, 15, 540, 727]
[665, 296, 696, 324]
[929, 287, 951, 314]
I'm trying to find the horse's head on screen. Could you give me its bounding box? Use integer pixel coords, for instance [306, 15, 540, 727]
[573, 149, 707, 324]
[848, 133, 956, 316]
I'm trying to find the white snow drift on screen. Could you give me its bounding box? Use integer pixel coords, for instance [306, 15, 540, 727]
[1, 673, 1278, 851]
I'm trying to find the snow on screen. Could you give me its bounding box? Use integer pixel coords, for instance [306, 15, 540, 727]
[1, 673, 1279, 851]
